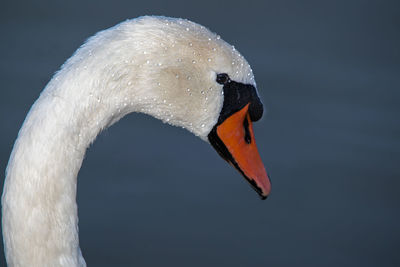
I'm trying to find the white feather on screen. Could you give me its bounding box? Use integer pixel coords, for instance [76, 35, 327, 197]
[2, 16, 256, 267]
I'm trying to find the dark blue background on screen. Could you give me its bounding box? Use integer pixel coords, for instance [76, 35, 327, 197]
[1, 0, 399, 266]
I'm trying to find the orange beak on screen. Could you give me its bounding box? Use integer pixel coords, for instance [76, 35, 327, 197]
[211, 104, 271, 199]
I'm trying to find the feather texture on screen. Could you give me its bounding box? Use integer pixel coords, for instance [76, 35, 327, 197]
[2, 16, 256, 267]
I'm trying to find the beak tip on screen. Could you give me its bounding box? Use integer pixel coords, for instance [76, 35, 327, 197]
[260, 186, 270, 200]
[259, 174, 271, 200]
[260, 181, 271, 200]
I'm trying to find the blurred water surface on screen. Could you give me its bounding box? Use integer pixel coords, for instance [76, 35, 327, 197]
[0, 0, 399, 266]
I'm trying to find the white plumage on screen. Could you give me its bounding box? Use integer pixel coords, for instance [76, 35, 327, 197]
[2, 16, 256, 266]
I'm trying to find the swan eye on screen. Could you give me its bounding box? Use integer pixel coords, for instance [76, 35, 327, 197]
[216, 73, 230, 85]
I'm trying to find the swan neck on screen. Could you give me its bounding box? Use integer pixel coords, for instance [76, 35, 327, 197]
[0, 78, 110, 266]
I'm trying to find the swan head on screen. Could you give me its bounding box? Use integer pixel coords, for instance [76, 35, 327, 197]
[76, 16, 271, 198]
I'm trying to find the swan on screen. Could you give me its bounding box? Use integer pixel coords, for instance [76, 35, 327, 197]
[1, 16, 271, 266]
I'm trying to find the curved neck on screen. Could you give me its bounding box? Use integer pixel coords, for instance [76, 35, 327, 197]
[1, 31, 165, 264]
[1, 78, 116, 266]
[2, 26, 174, 267]
[1, 16, 244, 266]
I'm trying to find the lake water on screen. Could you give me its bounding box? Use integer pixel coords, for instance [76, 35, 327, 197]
[0, 0, 399, 266]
